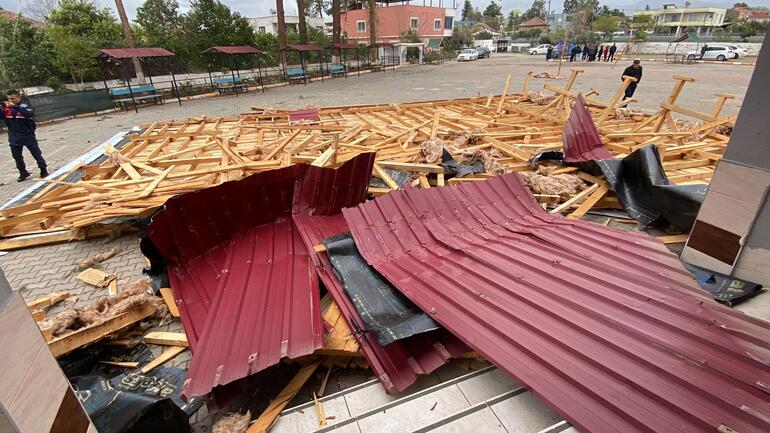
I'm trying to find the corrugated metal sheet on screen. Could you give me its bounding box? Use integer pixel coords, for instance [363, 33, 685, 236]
[97, 48, 175, 58]
[343, 175, 770, 433]
[562, 94, 612, 163]
[201, 46, 262, 55]
[293, 213, 470, 394]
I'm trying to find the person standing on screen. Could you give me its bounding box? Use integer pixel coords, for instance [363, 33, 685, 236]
[546, 45, 553, 60]
[582, 44, 589, 61]
[622, 59, 643, 100]
[700, 44, 708, 59]
[609, 43, 617, 62]
[2, 90, 47, 181]
[597, 44, 604, 61]
[603, 45, 610, 62]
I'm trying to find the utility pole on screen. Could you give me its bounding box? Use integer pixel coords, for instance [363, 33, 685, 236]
[546, 0, 552, 33]
[114, 0, 145, 83]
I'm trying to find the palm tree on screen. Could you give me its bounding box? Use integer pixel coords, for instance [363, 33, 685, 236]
[297, 0, 308, 43]
[276, 0, 287, 64]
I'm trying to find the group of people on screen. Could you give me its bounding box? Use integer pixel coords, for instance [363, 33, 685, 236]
[568, 43, 618, 62]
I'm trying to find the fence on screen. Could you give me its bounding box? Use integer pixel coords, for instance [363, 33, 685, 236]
[28, 89, 114, 122]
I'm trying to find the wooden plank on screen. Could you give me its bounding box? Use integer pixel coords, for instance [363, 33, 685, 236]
[159, 287, 179, 317]
[566, 182, 610, 220]
[140, 346, 187, 374]
[550, 183, 601, 214]
[247, 361, 321, 433]
[98, 360, 140, 368]
[143, 331, 189, 347]
[373, 163, 400, 190]
[27, 291, 70, 310]
[48, 303, 157, 357]
[657, 234, 689, 244]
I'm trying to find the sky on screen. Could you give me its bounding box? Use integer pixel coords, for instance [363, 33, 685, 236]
[1, 0, 769, 21]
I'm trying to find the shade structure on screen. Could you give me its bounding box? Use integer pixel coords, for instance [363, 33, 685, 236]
[284, 44, 324, 52]
[96, 48, 175, 59]
[201, 45, 262, 55]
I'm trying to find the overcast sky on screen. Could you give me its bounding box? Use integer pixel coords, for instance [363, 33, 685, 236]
[1, 0, 769, 21]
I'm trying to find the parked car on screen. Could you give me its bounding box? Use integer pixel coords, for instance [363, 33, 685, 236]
[528, 44, 552, 55]
[457, 49, 479, 61]
[727, 45, 749, 58]
[475, 46, 491, 59]
[686, 45, 738, 61]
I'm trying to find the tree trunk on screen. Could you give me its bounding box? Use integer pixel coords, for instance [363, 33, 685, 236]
[297, 0, 308, 44]
[276, 0, 288, 65]
[332, 0, 341, 61]
[367, 0, 377, 61]
[114, 0, 145, 83]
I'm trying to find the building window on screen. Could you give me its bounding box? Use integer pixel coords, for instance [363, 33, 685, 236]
[444, 16, 453, 30]
[410, 17, 419, 29]
[356, 20, 366, 33]
[434, 19, 441, 30]
[258, 26, 266, 33]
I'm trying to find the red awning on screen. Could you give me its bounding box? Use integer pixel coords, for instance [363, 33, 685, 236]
[343, 174, 770, 433]
[97, 48, 175, 58]
[284, 44, 324, 52]
[562, 94, 612, 162]
[201, 45, 262, 55]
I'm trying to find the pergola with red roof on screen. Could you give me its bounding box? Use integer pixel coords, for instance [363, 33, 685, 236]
[367, 42, 399, 72]
[96, 47, 181, 113]
[279, 44, 327, 85]
[201, 46, 265, 95]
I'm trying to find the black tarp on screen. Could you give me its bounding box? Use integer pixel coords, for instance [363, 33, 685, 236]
[684, 263, 763, 306]
[586, 145, 707, 231]
[323, 233, 439, 346]
[441, 149, 484, 178]
[29, 89, 114, 121]
[62, 344, 203, 433]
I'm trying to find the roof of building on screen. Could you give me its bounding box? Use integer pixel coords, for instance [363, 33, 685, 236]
[0, 8, 45, 28]
[749, 11, 770, 20]
[97, 48, 175, 58]
[519, 17, 548, 28]
[201, 45, 262, 55]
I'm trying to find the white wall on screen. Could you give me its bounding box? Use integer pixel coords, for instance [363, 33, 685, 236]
[623, 41, 762, 56]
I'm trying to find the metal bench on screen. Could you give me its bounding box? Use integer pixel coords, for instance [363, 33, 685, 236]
[330, 63, 346, 76]
[214, 76, 248, 95]
[287, 69, 308, 84]
[111, 85, 163, 110]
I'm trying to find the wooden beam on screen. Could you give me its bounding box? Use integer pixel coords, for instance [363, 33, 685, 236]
[247, 361, 321, 433]
[159, 287, 180, 317]
[140, 346, 187, 374]
[143, 331, 188, 347]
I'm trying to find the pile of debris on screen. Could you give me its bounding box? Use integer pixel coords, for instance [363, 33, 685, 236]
[0, 71, 735, 248]
[9, 70, 767, 433]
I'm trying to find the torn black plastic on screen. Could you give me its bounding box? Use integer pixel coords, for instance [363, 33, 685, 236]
[323, 233, 440, 346]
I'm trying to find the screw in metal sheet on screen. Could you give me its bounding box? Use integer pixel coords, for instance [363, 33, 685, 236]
[552, 258, 561, 264]
[514, 274, 524, 280]
[430, 307, 437, 315]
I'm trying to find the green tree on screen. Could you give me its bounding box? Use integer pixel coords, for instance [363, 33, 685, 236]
[631, 14, 653, 41]
[593, 15, 618, 36]
[136, 0, 181, 42]
[522, 0, 547, 20]
[506, 9, 521, 31]
[399, 28, 421, 43]
[563, 0, 599, 15]
[461, 0, 473, 21]
[475, 30, 493, 39]
[47, 0, 123, 85]
[0, 13, 58, 88]
[598, 5, 625, 17]
[451, 25, 474, 48]
[482, 1, 503, 30]
[182, 0, 254, 69]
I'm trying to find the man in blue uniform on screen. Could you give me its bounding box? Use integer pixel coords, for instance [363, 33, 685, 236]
[2, 90, 47, 181]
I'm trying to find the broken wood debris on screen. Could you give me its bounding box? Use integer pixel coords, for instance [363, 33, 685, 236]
[0, 72, 732, 241]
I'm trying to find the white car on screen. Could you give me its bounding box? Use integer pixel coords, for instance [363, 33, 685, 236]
[528, 44, 552, 55]
[727, 45, 749, 58]
[686, 45, 738, 61]
[457, 49, 479, 61]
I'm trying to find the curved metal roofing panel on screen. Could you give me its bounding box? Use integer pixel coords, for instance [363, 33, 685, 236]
[342, 174, 770, 433]
[201, 45, 262, 55]
[97, 48, 175, 58]
[562, 94, 612, 163]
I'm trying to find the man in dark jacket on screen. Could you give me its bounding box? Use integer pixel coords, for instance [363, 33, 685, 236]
[2, 90, 47, 181]
[622, 59, 643, 100]
[608, 43, 617, 62]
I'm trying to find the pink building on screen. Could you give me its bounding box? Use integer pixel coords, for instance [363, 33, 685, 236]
[340, 5, 455, 44]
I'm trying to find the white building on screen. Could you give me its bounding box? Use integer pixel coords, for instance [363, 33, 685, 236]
[249, 15, 326, 36]
[634, 4, 727, 36]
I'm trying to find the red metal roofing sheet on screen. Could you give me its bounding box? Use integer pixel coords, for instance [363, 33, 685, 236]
[292, 213, 470, 393]
[342, 175, 770, 433]
[562, 94, 612, 163]
[332, 43, 359, 49]
[97, 47, 175, 58]
[201, 45, 262, 55]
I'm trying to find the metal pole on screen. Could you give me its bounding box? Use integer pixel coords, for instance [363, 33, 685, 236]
[357, 47, 361, 76]
[206, 55, 215, 92]
[143, 58, 154, 87]
[99, 57, 109, 91]
[122, 61, 138, 113]
[256, 52, 264, 93]
[230, 54, 239, 96]
[168, 57, 181, 106]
